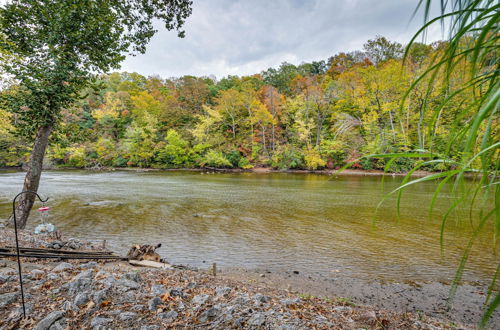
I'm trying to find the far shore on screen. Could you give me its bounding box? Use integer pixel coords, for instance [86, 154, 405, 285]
[1, 166, 445, 178]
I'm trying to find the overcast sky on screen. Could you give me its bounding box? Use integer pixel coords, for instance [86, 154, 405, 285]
[120, 0, 442, 79]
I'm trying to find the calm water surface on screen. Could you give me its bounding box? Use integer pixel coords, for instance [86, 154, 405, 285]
[0, 170, 497, 284]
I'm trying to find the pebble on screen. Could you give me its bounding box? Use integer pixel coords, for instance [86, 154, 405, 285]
[280, 298, 302, 306]
[90, 317, 113, 327]
[248, 312, 266, 327]
[215, 287, 231, 297]
[151, 284, 166, 295]
[124, 272, 141, 282]
[47, 273, 60, 280]
[253, 293, 271, 303]
[80, 261, 98, 269]
[148, 297, 162, 311]
[115, 278, 140, 290]
[140, 326, 160, 330]
[34, 311, 65, 330]
[119, 311, 138, 321]
[169, 288, 184, 297]
[73, 293, 89, 307]
[199, 307, 219, 322]
[192, 294, 209, 305]
[333, 306, 352, 312]
[52, 262, 73, 272]
[158, 310, 178, 320]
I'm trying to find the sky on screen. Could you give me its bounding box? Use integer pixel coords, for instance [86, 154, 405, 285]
[120, 0, 443, 79]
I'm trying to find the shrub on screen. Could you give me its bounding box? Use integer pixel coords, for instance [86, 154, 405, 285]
[304, 149, 326, 170]
[271, 147, 304, 170]
[201, 149, 232, 168]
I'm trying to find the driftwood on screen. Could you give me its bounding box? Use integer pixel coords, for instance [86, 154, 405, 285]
[128, 259, 173, 269]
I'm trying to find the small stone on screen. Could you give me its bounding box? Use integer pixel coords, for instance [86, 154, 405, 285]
[186, 282, 197, 289]
[119, 312, 137, 321]
[116, 278, 140, 290]
[48, 319, 66, 330]
[80, 261, 98, 269]
[281, 298, 302, 306]
[333, 306, 352, 312]
[158, 310, 178, 320]
[34, 311, 65, 330]
[199, 307, 219, 322]
[248, 312, 266, 327]
[31, 269, 45, 277]
[148, 297, 162, 311]
[215, 287, 231, 297]
[169, 288, 184, 297]
[360, 310, 377, 323]
[131, 304, 146, 311]
[124, 272, 141, 282]
[90, 317, 113, 327]
[253, 293, 271, 303]
[52, 262, 73, 272]
[151, 284, 166, 296]
[47, 273, 60, 281]
[140, 326, 160, 330]
[259, 273, 265, 278]
[93, 289, 109, 306]
[102, 275, 115, 288]
[192, 294, 209, 305]
[0, 292, 18, 307]
[74, 293, 89, 307]
[61, 301, 78, 312]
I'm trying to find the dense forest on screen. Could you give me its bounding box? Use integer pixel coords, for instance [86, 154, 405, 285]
[0, 36, 481, 172]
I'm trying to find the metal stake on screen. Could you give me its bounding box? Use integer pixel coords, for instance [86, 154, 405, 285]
[11, 190, 49, 318]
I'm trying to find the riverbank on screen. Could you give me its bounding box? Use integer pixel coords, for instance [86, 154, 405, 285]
[0, 230, 496, 329]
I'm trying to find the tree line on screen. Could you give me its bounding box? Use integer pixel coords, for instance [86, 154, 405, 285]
[0, 36, 482, 172]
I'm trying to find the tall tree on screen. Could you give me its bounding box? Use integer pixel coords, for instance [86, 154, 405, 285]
[0, 0, 192, 228]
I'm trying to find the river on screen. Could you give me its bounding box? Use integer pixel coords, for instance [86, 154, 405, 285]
[0, 170, 497, 284]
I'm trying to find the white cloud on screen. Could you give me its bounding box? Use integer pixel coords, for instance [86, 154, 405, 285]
[120, 0, 444, 79]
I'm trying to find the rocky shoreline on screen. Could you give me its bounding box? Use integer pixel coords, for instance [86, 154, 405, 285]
[0, 230, 490, 329]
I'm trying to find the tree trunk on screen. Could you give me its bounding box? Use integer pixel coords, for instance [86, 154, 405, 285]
[12, 125, 53, 229]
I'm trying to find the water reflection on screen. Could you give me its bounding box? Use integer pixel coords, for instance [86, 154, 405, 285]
[0, 170, 497, 284]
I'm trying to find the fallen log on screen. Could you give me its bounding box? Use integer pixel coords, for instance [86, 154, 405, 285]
[128, 259, 174, 269]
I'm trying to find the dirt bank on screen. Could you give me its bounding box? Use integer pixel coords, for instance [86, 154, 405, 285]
[0, 230, 495, 329]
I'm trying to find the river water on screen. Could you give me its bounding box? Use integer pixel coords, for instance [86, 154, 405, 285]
[0, 170, 497, 284]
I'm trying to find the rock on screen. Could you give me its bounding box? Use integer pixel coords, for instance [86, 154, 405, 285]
[48, 319, 66, 330]
[119, 312, 137, 321]
[280, 298, 302, 306]
[52, 262, 73, 272]
[10, 303, 34, 318]
[140, 326, 160, 330]
[0, 274, 10, 283]
[186, 282, 197, 289]
[102, 275, 115, 288]
[253, 293, 271, 303]
[68, 242, 81, 250]
[90, 317, 113, 327]
[116, 278, 140, 290]
[93, 289, 109, 306]
[215, 287, 231, 297]
[192, 294, 209, 305]
[34, 311, 65, 330]
[199, 307, 219, 323]
[333, 306, 352, 312]
[248, 312, 266, 327]
[74, 293, 89, 307]
[151, 284, 166, 295]
[158, 310, 178, 320]
[293, 270, 299, 274]
[31, 269, 45, 277]
[47, 273, 60, 281]
[61, 301, 78, 312]
[0, 292, 18, 307]
[80, 261, 98, 269]
[359, 310, 377, 323]
[124, 272, 141, 282]
[67, 270, 94, 294]
[131, 304, 146, 311]
[148, 297, 162, 311]
[169, 288, 184, 298]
